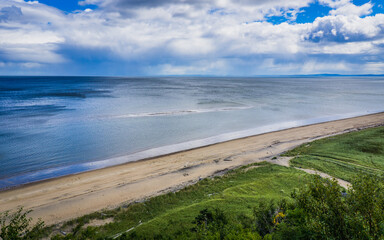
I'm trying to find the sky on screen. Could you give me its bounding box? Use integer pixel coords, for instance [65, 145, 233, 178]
[0, 0, 384, 76]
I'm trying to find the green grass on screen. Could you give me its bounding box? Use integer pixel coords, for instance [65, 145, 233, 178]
[50, 126, 384, 239]
[53, 163, 310, 239]
[127, 164, 309, 239]
[283, 126, 384, 181]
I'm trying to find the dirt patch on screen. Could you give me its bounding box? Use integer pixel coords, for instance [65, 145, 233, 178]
[242, 165, 260, 172]
[267, 157, 293, 167]
[294, 168, 350, 189]
[83, 218, 114, 228]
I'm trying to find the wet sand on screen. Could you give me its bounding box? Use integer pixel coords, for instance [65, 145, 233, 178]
[0, 112, 383, 225]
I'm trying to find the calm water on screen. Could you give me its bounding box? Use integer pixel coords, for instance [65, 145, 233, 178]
[1, 76, 383, 189]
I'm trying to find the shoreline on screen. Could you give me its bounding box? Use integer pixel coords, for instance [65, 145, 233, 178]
[1, 110, 382, 190]
[0, 112, 384, 225]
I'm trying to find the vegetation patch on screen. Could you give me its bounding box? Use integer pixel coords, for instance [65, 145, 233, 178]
[284, 126, 384, 181]
[24, 162, 308, 239]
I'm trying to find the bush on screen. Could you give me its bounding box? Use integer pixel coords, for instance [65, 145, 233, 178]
[0, 207, 45, 240]
[191, 208, 261, 240]
[280, 174, 384, 240]
[189, 174, 384, 240]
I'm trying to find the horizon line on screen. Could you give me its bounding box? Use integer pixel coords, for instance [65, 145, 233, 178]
[1, 74, 384, 78]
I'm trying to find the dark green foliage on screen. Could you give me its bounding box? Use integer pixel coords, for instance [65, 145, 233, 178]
[292, 176, 353, 239]
[192, 208, 227, 239]
[156, 173, 384, 240]
[294, 175, 350, 239]
[272, 208, 312, 240]
[253, 199, 290, 237]
[193, 208, 228, 230]
[191, 208, 262, 240]
[347, 174, 384, 238]
[276, 174, 384, 240]
[0, 207, 45, 240]
[123, 172, 381, 239]
[253, 200, 276, 236]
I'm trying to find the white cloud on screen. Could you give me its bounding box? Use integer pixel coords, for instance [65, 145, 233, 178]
[167, 38, 215, 56]
[321, 42, 376, 54]
[153, 59, 230, 75]
[0, 61, 43, 69]
[319, 0, 373, 17]
[319, 0, 351, 9]
[305, 14, 384, 42]
[0, 29, 63, 45]
[78, 0, 101, 6]
[0, 5, 22, 22]
[0, 0, 384, 75]
[300, 60, 349, 74]
[20, 62, 43, 68]
[1, 44, 65, 63]
[330, 2, 372, 16]
[363, 62, 384, 73]
[0, 1, 66, 64]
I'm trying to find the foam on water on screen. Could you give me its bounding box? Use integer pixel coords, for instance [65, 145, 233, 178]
[101, 106, 253, 119]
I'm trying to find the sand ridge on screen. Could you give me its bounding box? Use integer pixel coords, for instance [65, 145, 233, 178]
[0, 112, 383, 225]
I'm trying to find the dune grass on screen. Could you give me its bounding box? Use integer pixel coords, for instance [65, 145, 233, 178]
[283, 126, 384, 181]
[125, 164, 309, 239]
[52, 163, 310, 239]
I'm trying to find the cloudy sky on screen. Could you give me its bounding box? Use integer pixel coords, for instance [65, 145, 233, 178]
[0, 0, 384, 76]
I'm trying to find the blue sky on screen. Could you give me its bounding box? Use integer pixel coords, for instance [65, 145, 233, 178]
[0, 0, 384, 76]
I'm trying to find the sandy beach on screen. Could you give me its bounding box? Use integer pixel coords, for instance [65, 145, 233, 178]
[1, 112, 384, 226]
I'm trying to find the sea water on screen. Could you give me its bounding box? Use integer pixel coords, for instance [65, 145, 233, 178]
[1, 76, 383, 189]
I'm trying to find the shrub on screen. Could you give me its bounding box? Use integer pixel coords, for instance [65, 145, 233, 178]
[0, 207, 45, 240]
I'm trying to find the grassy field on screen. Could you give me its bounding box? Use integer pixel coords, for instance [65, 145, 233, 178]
[283, 126, 384, 181]
[50, 163, 310, 239]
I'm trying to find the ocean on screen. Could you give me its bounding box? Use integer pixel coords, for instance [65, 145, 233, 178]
[0, 76, 383, 189]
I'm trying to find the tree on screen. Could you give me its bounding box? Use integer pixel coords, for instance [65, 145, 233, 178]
[347, 174, 384, 239]
[292, 175, 351, 239]
[279, 174, 384, 240]
[253, 200, 276, 237]
[192, 208, 261, 240]
[0, 207, 45, 240]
